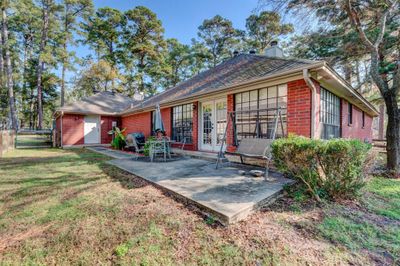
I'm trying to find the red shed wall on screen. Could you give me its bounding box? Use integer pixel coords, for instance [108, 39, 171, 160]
[62, 114, 84, 146]
[60, 114, 120, 146]
[341, 99, 373, 142]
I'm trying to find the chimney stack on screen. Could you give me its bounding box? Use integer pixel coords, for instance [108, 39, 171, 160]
[265, 40, 284, 58]
[133, 92, 144, 101]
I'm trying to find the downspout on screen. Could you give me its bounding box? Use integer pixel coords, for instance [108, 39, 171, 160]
[303, 69, 317, 139]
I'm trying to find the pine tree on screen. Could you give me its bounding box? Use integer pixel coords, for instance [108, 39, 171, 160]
[197, 15, 243, 67]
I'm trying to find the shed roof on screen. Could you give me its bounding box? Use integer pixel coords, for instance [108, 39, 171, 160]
[58, 91, 137, 116]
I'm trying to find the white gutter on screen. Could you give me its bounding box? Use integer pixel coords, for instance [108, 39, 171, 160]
[303, 69, 317, 138]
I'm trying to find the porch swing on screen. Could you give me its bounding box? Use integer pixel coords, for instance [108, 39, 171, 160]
[215, 107, 286, 180]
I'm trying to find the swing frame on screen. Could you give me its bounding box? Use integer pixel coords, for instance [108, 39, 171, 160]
[216, 107, 286, 180]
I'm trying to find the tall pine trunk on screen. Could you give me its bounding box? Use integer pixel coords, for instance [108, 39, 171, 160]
[0, 20, 4, 91]
[2, 7, 17, 130]
[29, 87, 35, 129]
[36, 0, 50, 129]
[61, 42, 66, 106]
[60, 5, 68, 107]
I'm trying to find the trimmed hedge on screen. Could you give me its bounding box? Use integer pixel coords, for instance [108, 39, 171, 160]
[272, 135, 372, 201]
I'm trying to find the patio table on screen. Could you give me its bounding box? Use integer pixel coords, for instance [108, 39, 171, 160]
[149, 139, 172, 162]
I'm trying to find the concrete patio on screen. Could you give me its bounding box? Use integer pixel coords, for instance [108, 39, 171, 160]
[89, 146, 293, 224]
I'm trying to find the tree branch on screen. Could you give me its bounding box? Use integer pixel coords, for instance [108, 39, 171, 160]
[374, 0, 398, 47]
[345, 0, 375, 51]
[344, 0, 399, 93]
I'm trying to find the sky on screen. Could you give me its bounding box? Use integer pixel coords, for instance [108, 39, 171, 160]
[94, 0, 259, 44]
[74, 0, 260, 60]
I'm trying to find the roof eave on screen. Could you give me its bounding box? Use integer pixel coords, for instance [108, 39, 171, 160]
[318, 65, 379, 117]
[55, 109, 121, 117]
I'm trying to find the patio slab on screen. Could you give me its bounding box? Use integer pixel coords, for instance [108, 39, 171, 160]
[105, 154, 293, 225]
[87, 146, 138, 160]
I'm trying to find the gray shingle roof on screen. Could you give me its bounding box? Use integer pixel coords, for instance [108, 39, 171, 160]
[124, 54, 321, 113]
[59, 91, 137, 116]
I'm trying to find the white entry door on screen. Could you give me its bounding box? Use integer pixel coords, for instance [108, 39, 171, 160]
[200, 99, 227, 152]
[84, 115, 100, 144]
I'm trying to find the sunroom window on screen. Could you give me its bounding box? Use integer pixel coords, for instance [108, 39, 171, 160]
[234, 84, 287, 141]
[172, 104, 193, 143]
[320, 87, 341, 139]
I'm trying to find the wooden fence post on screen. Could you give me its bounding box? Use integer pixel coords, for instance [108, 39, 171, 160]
[0, 130, 16, 158]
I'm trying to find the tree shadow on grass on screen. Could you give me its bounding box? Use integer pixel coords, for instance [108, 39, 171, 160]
[0, 149, 113, 218]
[0, 175, 105, 219]
[99, 162, 149, 189]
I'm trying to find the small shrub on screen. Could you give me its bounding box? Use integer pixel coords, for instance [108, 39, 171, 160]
[114, 241, 132, 257]
[272, 135, 372, 201]
[205, 215, 216, 225]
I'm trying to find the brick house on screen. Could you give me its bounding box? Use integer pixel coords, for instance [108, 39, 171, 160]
[55, 46, 378, 151]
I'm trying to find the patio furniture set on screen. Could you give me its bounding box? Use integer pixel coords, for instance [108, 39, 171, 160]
[125, 132, 181, 162]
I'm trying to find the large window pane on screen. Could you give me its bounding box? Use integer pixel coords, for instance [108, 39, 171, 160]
[320, 88, 340, 139]
[234, 84, 287, 140]
[172, 103, 193, 143]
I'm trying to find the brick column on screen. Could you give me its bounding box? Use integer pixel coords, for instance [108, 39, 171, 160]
[287, 79, 312, 137]
[192, 101, 199, 151]
[226, 94, 236, 152]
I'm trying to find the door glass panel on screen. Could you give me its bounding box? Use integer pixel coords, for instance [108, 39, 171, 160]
[203, 103, 213, 145]
[216, 101, 227, 145]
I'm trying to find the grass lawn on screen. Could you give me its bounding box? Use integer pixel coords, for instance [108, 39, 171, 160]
[0, 149, 399, 265]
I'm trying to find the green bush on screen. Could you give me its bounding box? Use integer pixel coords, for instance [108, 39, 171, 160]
[272, 135, 372, 201]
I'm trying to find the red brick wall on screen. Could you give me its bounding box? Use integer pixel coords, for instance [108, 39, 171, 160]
[62, 114, 84, 146]
[341, 99, 373, 142]
[121, 102, 199, 151]
[122, 112, 152, 137]
[287, 79, 312, 137]
[100, 116, 120, 144]
[226, 94, 236, 152]
[161, 107, 172, 137]
[191, 102, 199, 151]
